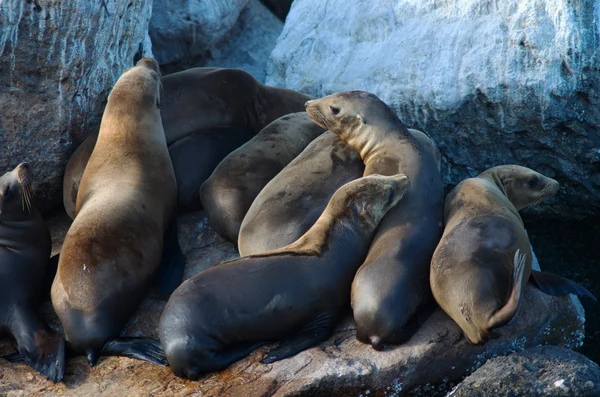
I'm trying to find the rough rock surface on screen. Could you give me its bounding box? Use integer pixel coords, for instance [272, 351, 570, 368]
[0, 211, 587, 396]
[266, 0, 600, 219]
[0, 0, 153, 213]
[448, 345, 600, 397]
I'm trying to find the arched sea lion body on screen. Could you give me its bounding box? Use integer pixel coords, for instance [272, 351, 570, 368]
[430, 165, 595, 344]
[306, 90, 444, 349]
[160, 173, 410, 379]
[0, 163, 65, 382]
[200, 112, 326, 242]
[63, 67, 312, 217]
[51, 58, 178, 366]
[237, 131, 364, 256]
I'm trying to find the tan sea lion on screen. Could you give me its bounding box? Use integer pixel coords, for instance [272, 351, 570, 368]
[0, 163, 65, 382]
[51, 57, 181, 366]
[62, 67, 311, 217]
[430, 165, 596, 344]
[306, 90, 444, 349]
[160, 173, 410, 379]
[237, 131, 365, 256]
[200, 112, 326, 242]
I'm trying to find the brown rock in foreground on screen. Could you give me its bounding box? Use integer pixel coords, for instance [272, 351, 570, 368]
[0, 211, 586, 396]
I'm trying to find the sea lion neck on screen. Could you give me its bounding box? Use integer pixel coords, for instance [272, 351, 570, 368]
[479, 170, 509, 199]
[351, 122, 413, 165]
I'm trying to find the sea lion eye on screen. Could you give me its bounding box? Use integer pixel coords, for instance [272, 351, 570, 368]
[330, 106, 340, 115]
[528, 175, 539, 188]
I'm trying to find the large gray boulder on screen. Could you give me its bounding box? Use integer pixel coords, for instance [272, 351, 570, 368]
[267, 0, 600, 219]
[448, 346, 600, 397]
[0, 212, 586, 396]
[0, 0, 153, 212]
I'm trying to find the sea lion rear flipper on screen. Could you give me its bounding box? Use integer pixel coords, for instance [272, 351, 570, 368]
[9, 310, 66, 383]
[100, 337, 168, 366]
[156, 215, 186, 295]
[260, 312, 335, 364]
[40, 253, 60, 303]
[529, 270, 597, 302]
[487, 249, 527, 330]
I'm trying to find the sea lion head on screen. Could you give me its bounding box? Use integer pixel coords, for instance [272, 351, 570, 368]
[329, 173, 411, 231]
[482, 165, 560, 211]
[109, 57, 162, 110]
[305, 91, 401, 154]
[0, 162, 35, 222]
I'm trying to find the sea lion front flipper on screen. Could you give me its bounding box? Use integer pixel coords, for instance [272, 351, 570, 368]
[487, 249, 527, 330]
[156, 215, 186, 295]
[9, 309, 66, 383]
[100, 337, 168, 366]
[39, 253, 60, 303]
[529, 270, 597, 302]
[260, 312, 336, 364]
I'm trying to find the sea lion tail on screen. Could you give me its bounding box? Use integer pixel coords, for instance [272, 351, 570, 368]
[86, 348, 99, 367]
[487, 249, 527, 330]
[370, 336, 384, 351]
[529, 270, 598, 302]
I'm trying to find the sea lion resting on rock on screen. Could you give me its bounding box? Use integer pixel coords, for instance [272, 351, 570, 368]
[0, 163, 65, 382]
[430, 165, 596, 344]
[63, 67, 311, 217]
[160, 173, 411, 379]
[200, 112, 326, 243]
[51, 58, 181, 366]
[237, 131, 365, 256]
[306, 91, 444, 349]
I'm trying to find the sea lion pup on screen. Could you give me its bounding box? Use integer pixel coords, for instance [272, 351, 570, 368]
[430, 165, 596, 344]
[63, 67, 311, 217]
[0, 163, 65, 382]
[237, 131, 365, 256]
[306, 91, 444, 349]
[160, 174, 410, 379]
[200, 112, 326, 242]
[51, 57, 178, 367]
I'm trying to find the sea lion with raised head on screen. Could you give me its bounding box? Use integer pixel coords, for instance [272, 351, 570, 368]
[63, 67, 312, 217]
[237, 131, 365, 256]
[160, 173, 410, 379]
[430, 165, 596, 344]
[306, 90, 444, 349]
[51, 57, 181, 367]
[0, 163, 65, 382]
[200, 112, 326, 242]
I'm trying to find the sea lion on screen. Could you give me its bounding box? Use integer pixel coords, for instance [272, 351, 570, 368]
[62, 67, 311, 217]
[237, 131, 365, 256]
[51, 57, 180, 366]
[160, 173, 411, 379]
[306, 90, 444, 349]
[430, 165, 596, 344]
[200, 112, 326, 242]
[0, 163, 65, 382]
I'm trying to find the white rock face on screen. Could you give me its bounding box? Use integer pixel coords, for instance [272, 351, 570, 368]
[267, 0, 600, 218]
[149, 0, 250, 65]
[0, 0, 153, 211]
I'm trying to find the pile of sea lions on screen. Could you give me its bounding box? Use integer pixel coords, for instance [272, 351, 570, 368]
[1, 57, 595, 383]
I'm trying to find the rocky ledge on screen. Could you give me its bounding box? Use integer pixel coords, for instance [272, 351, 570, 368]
[0, 211, 586, 396]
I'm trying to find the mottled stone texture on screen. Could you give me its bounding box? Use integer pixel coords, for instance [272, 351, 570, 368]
[448, 346, 600, 397]
[266, 0, 600, 218]
[0, 0, 153, 212]
[0, 212, 586, 396]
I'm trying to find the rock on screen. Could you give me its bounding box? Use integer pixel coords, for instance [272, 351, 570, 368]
[266, 0, 600, 219]
[201, 0, 284, 83]
[448, 346, 600, 397]
[149, 0, 250, 66]
[0, 0, 153, 213]
[0, 212, 587, 396]
[260, 0, 294, 21]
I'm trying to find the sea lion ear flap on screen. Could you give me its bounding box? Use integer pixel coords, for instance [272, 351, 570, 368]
[357, 114, 366, 124]
[156, 80, 163, 109]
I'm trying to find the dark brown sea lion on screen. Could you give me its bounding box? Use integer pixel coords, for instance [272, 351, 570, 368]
[237, 131, 365, 256]
[0, 163, 65, 382]
[306, 90, 444, 349]
[51, 58, 180, 366]
[200, 112, 326, 242]
[62, 67, 311, 217]
[159, 173, 410, 379]
[430, 165, 596, 344]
